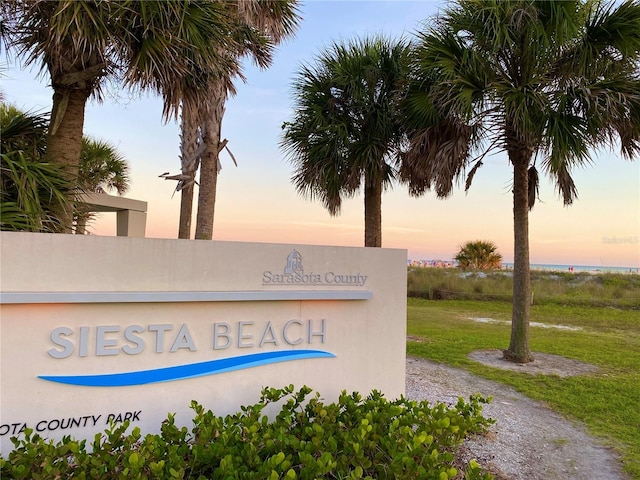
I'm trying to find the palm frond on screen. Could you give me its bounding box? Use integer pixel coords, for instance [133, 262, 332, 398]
[551, 162, 578, 206]
[400, 119, 474, 198]
[527, 165, 539, 210]
[465, 159, 484, 192]
[235, 0, 300, 43]
[0, 104, 49, 156]
[78, 137, 130, 195]
[1, 151, 75, 232]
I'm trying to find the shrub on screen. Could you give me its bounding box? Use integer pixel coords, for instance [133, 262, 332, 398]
[454, 241, 502, 271]
[0, 385, 495, 479]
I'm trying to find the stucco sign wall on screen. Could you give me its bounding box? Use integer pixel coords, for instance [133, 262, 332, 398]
[0, 232, 407, 453]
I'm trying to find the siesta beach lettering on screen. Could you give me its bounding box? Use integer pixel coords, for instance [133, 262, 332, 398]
[47, 319, 327, 359]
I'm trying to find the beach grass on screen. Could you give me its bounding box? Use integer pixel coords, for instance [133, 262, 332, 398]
[406, 297, 640, 478]
[407, 267, 640, 308]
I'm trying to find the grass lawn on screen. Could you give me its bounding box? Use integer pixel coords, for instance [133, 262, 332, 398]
[406, 298, 640, 479]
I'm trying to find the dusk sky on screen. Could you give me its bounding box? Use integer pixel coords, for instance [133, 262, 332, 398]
[2, 1, 639, 268]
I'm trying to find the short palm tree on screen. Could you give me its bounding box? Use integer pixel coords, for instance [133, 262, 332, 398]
[75, 137, 130, 234]
[455, 241, 503, 271]
[78, 138, 130, 195]
[1, 104, 74, 232]
[402, 0, 640, 362]
[281, 36, 412, 247]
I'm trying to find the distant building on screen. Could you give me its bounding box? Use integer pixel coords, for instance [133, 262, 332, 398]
[408, 259, 455, 268]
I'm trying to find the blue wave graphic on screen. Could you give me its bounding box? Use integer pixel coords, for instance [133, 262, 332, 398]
[38, 350, 335, 387]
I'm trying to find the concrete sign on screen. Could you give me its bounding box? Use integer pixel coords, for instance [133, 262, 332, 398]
[0, 232, 407, 453]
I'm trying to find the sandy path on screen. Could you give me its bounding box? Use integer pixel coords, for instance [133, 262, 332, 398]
[405, 356, 629, 480]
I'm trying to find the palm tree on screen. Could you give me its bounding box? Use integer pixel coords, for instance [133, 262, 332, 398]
[402, 0, 640, 362]
[1, 1, 238, 231]
[75, 137, 130, 234]
[78, 138, 130, 195]
[157, 1, 300, 240]
[1, 103, 129, 233]
[281, 36, 412, 247]
[173, 17, 269, 240]
[153, 2, 244, 240]
[1, 103, 74, 232]
[0, 103, 47, 157]
[455, 241, 502, 271]
[192, 0, 301, 240]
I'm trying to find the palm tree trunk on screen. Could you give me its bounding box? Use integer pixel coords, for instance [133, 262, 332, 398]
[364, 173, 383, 247]
[178, 101, 200, 239]
[46, 87, 91, 232]
[504, 153, 534, 363]
[179, 186, 195, 239]
[75, 211, 89, 235]
[195, 81, 226, 240]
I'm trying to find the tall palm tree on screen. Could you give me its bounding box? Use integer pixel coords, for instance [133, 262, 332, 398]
[192, 0, 301, 240]
[455, 241, 503, 271]
[158, 1, 300, 240]
[172, 18, 269, 240]
[281, 36, 412, 247]
[75, 137, 130, 234]
[402, 0, 640, 362]
[1, 0, 238, 231]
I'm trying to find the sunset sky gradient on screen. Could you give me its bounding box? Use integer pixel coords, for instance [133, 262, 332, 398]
[2, 1, 639, 267]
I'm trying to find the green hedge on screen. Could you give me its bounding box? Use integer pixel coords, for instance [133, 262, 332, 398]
[0, 385, 495, 479]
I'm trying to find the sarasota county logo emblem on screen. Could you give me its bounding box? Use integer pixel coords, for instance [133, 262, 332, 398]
[262, 250, 368, 286]
[284, 250, 303, 275]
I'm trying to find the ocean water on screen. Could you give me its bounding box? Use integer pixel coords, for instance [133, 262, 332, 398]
[408, 259, 639, 274]
[501, 263, 639, 274]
